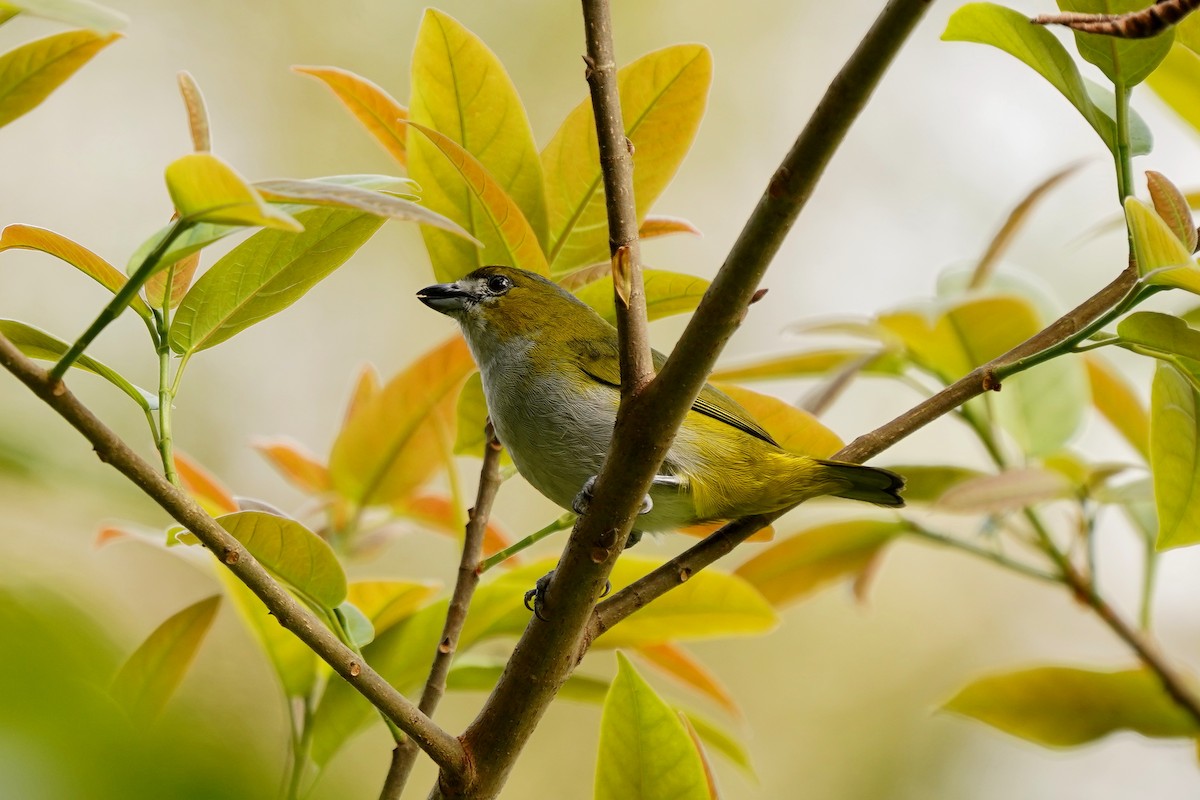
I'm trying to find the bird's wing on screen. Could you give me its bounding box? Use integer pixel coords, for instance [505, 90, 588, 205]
[573, 338, 779, 448]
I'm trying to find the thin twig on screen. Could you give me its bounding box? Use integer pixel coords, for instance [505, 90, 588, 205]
[0, 334, 468, 778]
[383, 425, 504, 798]
[437, 2, 935, 798]
[1033, 0, 1199, 38]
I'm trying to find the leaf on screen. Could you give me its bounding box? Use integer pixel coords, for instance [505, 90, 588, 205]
[935, 468, 1075, 514]
[329, 335, 474, 509]
[173, 451, 237, 517]
[345, 580, 439, 635]
[254, 178, 475, 241]
[1085, 354, 1150, 459]
[1147, 171, 1197, 251]
[343, 362, 382, 425]
[398, 494, 514, 558]
[882, 464, 986, 504]
[1057, 0, 1174, 87]
[1147, 42, 1200, 136]
[943, 666, 1198, 746]
[407, 10, 546, 281]
[143, 239, 200, 309]
[1083, 79, 1154, 156]
[176, 70, 209, 151]
[253, 438, 332, 495]
[734, 520, 907, 606]
[1150, 362, 1200, 549]
[710, 349, 905, 382]
[1127, 197, 1198, 289]
[678, 713, 720, 800]
[163, 153, 301, 231]
[543, 44, 711, 275]
[219, 571, 316, 697]
[595, 653, 711, 800]
[713, 383, 843, 458]
[683, 711, 756, 777]
[3, 0, 127, 33]
[462, 556, 777, 649]
[0, 29, 119, 129]
[0, 224, 152, 320]
[635, 642, 739, 717]
[1118, 310, 1200, 360]
[335, 601, 374, 647]
[639, 215, 701, 240]
[445, 657, 612, 703]
[109, 595, 220, 721]
[0, 318, 153, 410]
[993, 359, 1089, 457]
[942, 4, 1120, 154]
[169, 207, 384, 354]
[216, 511, 347, 608]
[404, 121, 548, 280]
[575, 269, 711, 325]
[293, 65, 409, 165]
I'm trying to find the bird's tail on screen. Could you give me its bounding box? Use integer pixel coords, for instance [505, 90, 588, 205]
[815, 460, 905, 508]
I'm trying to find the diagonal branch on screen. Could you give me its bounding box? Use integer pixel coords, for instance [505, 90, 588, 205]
[0, 335, 468, 779]
[1033, 0, 1200, 38]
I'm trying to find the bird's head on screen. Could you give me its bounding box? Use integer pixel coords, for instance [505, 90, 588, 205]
[417, 266, 600, 348]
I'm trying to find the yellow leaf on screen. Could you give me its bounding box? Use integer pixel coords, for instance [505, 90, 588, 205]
[1085, 354, 1150, 460]
[164, 152, 302, 231]
[253, 437, 331, 495]
[734, 520, 907, 606]
[345, 580, 440, 635]
[1151, 362, 1200, 549]
[1126, 196, 1200, 291]
[710, 349, 905, 382]
[0, 224, 152, 320]
[329, 335, 474, 508]
[220, 571, 316, 697]
[342, 363, 381, 425]
[0, 29, 119, 129]
[713, 383, 842, 458]
[575, 269, 710, 325]
[408, 9, 547, 280]
[543, 45, 711, 275]
[294, 65, 409, 165]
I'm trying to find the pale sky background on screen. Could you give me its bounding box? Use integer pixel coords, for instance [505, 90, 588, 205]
[3, 1, 1200, 798]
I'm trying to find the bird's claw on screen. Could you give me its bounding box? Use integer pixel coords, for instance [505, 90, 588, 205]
[572, 474, 653, 516]
[522, 571, 614, 621]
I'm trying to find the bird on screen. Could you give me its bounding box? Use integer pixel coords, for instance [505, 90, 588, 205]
[418, 266, 904, 610]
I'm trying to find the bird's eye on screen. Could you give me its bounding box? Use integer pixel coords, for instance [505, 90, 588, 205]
[486, 275, 513, 295]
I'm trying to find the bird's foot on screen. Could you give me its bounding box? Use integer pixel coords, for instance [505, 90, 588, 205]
[523, 569, 612, 621]
[571, 475, 660, 516]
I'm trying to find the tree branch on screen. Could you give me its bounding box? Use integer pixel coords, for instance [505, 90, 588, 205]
[438, 1, 934, 797]
[0, 334, 468, 780]
[383, 425, 503, 797]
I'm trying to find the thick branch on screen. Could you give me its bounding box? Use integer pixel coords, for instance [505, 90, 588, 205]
[383, 427, 503, 797]
[442, 1, 933, 797]
[0, 335, 467, 779]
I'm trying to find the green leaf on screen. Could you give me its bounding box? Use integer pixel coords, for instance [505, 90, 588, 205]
[109, 595, 221, 721]
[164, 153, 302, 231]
[943, 666, 1198, 746]
[935, 468, 1074, 513]
[219, 571, 316, 697]
[543, 44, 712, 276]
[1085, 354, 1150, 460]
[882, 464, 985, 504]
[574, 269, 711, 324]
[293, 65, 410, 166]
[1150, 362, 1200, 549]
[329, 335, 474, 508]
[407, 9, 546, 280]
[1118, 310, 1200, 360]
[595, 653, 711, 800]
[216, 511, 347, 608]
[3, 0, 127, 33]
[1083, 78, 1153, 156]
[1057, 0, 1173, 87]
[253, 178, 475, 241]
[0, 319, 153, 410]
[462, 556, 777, 648]
[446, 657, 611, 704]
[1147, 42, 1200, 136]
[0, 29, 119, 129]
[404, 121, 548, 280]
[169, 207, 384, 354]
[0, 224, 152, 320]
[1126, 197, 1197, 287]
[993, 359, 1089, 457]
[942, 3, 1119, 153]
[335, 601, 374, 648]
[734, 520, 907, 606]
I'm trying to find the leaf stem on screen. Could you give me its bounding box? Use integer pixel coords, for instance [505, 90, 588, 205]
[1114, 82, 1134, 204]
[49, 218, 188, 383]
[157, 268, 179, 485]
[476, 512, 576, 574]
[905, 523, 1060, 584]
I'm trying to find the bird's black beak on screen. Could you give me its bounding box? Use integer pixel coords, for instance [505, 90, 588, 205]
[417, 282, 472, 313]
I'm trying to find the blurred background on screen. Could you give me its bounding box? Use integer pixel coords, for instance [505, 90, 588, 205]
[2, 0, 1200, 797]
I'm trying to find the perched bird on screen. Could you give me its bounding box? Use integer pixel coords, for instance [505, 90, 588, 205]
[417, 266, 904, 550]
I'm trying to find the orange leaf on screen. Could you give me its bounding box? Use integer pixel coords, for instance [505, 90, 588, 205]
[95, 525, 132, 547]
[294, 65, 408, 166]
[401, 494, 513, 558]
[637, 642, 739, 717]
[639, 215, 701, 240]
[253, 437, 332, 495]
[343, 363, 382, 426]
[174, 451, 237, 516]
